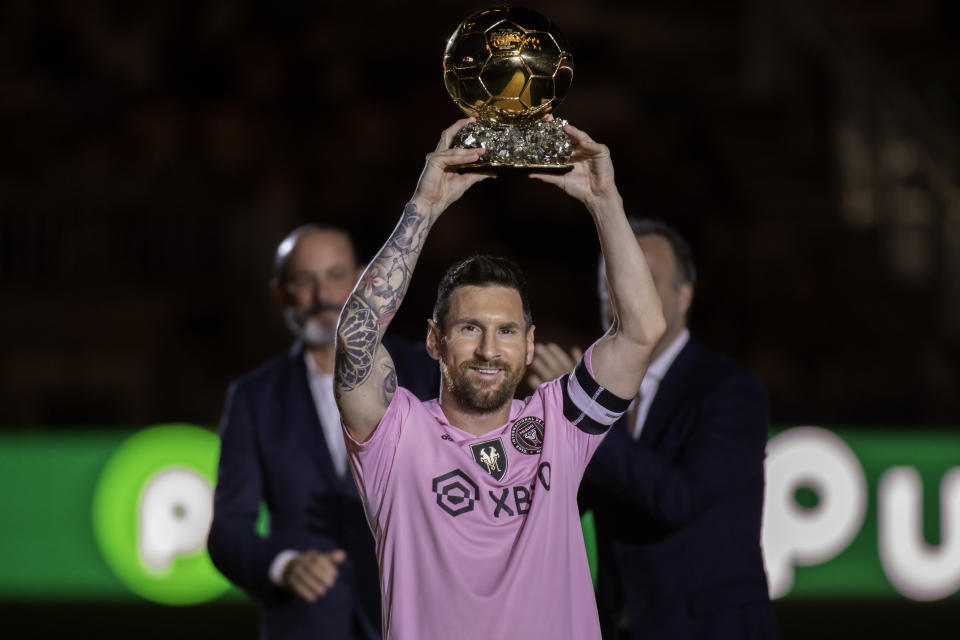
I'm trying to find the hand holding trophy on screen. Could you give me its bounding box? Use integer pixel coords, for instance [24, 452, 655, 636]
[443, 7, 575, 172]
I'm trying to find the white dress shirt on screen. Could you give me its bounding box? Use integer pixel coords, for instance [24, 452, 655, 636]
[630, 329, 690, 439]
[303, 351, 349, 478]
[267, 351, 349, 586]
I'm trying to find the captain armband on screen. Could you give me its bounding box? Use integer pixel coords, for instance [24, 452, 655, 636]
[561, 358, 633, 434]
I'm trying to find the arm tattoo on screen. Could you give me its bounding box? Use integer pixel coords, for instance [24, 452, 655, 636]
[356, 202, 431, 325]
[336, 202, 433, 392]
[335, 298, 379, 391]
[381, 362, 397, 407]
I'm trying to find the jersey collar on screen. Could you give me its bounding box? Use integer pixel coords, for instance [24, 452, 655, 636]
[425, 398, 526, 441]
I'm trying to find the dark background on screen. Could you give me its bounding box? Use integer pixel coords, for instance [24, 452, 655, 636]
[2, 0, 959, 637]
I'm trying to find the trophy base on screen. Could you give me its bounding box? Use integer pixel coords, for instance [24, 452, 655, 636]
[456, 162, 574, 174]
[452, 119, 573, 174]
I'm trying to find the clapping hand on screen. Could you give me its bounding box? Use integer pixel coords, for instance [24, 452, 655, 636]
[281, 549, 346, 602]
[526, 342, 583, 389]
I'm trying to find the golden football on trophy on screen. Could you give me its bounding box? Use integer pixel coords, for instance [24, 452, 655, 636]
[442, 7, 575, 171]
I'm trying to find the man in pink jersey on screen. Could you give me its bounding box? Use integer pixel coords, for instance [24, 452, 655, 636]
[333, 117, 666, 640]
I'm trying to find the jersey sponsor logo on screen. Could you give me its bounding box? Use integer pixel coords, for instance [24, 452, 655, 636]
[431, 469, 480, 517]
[470, 437, 508, 481]
[431, 462, 552, 519]
[510, 416, 545, 454]
[489, 485, 532, 518]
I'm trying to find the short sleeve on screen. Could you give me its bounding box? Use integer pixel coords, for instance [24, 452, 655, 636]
[342, 386, 415, 528]
[554, 341, 632, 468]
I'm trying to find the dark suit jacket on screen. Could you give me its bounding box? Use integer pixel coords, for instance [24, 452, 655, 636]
[208, 337, 438, 640]
[581, 337, 780, 640]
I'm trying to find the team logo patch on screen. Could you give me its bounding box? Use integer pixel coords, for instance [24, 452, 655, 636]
[510, 416, 545, 454]
[469, 438, 508, 481]
[431, 469, 479, 517]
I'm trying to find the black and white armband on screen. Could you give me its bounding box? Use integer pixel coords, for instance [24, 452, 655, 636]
[561, 358, 633, 434]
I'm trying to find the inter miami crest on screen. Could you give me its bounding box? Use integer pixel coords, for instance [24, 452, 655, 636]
[510, 416, 545, 454]
[469, 438, 508, 481]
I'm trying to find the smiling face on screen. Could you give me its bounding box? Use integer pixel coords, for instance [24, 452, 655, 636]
[274, 230, 359, 347]
[427, 285, 535, 414]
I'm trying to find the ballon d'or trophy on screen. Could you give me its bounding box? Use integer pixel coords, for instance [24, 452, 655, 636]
[443, 7, 574, 172]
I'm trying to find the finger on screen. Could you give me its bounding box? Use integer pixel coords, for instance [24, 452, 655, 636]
[438, 117, 477, 150]
[429, 147, 485, 168]
[571, 346, 584, 361]
[528, 173, 565, 188]
[555, 343, 578, 369]
[460, 172, 496, 187]
[304, 556, 339, 588]
[527, 374, 543, 388]
[546, 343, 577, 370]
[538, 343, 573, 375]
[329, 549, 347, 565]
[297, 554, 330, 583]
[535, 342, 563, 371]
[305, 566, 337, 592]
[528, 352, 561, 381]
[543, 113, 555, 121]
[319, 556, 342, 587]
[290, 569, 323, 601]
[568, 146, 593, 159]
[568, 145, 607, 162]
[562, 122, 594, 144]
[527, 356, 552, 381]
[565, 128, 608, 156]
[289, 578, 318, 602]
[297, 571, 326, 600]
[298, 550, 321, 568]
[320, 564, 339, 589]
[431, 146, 485, 158]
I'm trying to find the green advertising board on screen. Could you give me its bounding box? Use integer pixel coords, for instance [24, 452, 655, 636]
[0, 425, 958, 604]
[0, 425, 238, 604]
[763, 426, 960, 601]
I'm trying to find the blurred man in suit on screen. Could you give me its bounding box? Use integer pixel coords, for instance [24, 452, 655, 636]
[528, 219, 780, 640]
[208, 225, 437, 640]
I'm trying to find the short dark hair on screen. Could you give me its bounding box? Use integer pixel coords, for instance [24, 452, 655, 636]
[627, 218, 696, 288]
[273, 224, 356, 284]
[433, 255, 533, 329]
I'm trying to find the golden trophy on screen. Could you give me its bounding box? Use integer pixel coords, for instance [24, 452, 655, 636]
[443, 7, 574, 172]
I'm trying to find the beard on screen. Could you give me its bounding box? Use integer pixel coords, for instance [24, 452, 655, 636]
[283, 303, 342, 347]
[441, 357, 526, 414]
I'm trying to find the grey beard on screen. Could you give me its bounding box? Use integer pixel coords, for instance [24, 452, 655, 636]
[283, 307, 336, 347]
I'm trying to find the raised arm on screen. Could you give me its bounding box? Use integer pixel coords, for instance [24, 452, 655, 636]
[335, 119, 491, 441]
[531, 124, 665, 398]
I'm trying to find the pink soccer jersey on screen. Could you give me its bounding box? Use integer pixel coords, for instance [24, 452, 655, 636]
[344, 347, 631, 639]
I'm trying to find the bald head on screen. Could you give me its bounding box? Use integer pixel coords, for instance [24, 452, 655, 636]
[273, 225, 357, 287]
[272, 225, 360, 349]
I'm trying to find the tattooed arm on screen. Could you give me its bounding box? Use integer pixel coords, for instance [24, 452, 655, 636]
[335, 119, 493, 441]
